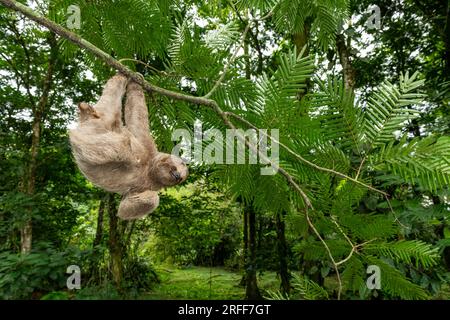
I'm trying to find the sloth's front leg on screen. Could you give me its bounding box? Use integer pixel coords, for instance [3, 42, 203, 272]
[118, 190, 160, 220]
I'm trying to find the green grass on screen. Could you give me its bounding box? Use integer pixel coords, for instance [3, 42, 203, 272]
[143, 266, 281, 300]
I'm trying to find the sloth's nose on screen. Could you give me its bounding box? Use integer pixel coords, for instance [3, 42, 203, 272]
[172, 171, 181, 181]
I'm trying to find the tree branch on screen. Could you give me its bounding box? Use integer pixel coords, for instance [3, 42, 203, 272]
[0, 0, 215, 108]
[4, 18, 36, 105]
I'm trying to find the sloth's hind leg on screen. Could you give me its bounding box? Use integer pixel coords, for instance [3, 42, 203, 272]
[93, 73, 128, 131]
[118, 190, 159, 220]
[78, 102, 100, 123]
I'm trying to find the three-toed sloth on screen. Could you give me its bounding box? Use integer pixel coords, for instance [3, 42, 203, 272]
[69, 74, 188, 220]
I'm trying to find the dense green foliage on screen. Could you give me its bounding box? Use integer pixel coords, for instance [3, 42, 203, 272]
[0, 0, 449, 300]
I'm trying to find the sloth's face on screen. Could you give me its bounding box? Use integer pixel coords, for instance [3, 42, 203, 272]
[156, 153, 189, 187]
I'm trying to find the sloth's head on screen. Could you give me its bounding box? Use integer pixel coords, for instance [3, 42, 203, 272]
[154, 153, 189, 187]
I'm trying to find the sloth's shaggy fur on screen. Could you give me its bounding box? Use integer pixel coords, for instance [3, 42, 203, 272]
[69, 74, 188, 220]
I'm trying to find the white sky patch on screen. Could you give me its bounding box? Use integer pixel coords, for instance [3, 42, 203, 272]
[15, 108, 33, 122]
[195, 17, 209, 28]
[410, 49, 420, 59]
[0, 70, 10, 77]
[347, 15, 379, 59]
[236, 47, 244, 56]
[180, 77, 197, 91]
[28, 0, 45, 11]
[188, 5, 219, 28]
[391, 11, 404, 21]
[83, 69, 96, 81]
[65, 95, 78, 130]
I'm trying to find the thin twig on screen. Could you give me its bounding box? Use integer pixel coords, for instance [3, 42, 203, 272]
[224, 112, 388, 196]
[385, 195, 409, 229]
[226, 109, 395, 300]
[215, 1, 275, 89]
[331, 214, 378, 267]
[335, 239, 377, 266]
[355, 156, 366, 180]
[5, 18, 35, 105]
[228, 1, 275, 22]
[331, 215, 354, 248]
[203, 23, 251, 99]
[259, 9, 274, 21]
[302, 208, 342, 300]
[229, 2, 265, 73]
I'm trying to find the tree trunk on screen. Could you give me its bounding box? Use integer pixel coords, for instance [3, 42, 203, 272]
[276, 211, 290, 296]
[107, 194, 123, 289]
[20, 222, 32, 254]
[239, 210, 249, 286]
[20, 33, 58, 254]
[245, 205, 262, 300]
[336, 33, 356, 94]
[93, 197, 106, 247]
[89, 197, 106, 282]
[443, 1, 450, 77]
[239, 38, 251, 285]
[432, 196, 450, 269]
[257, 214, 263, 252]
